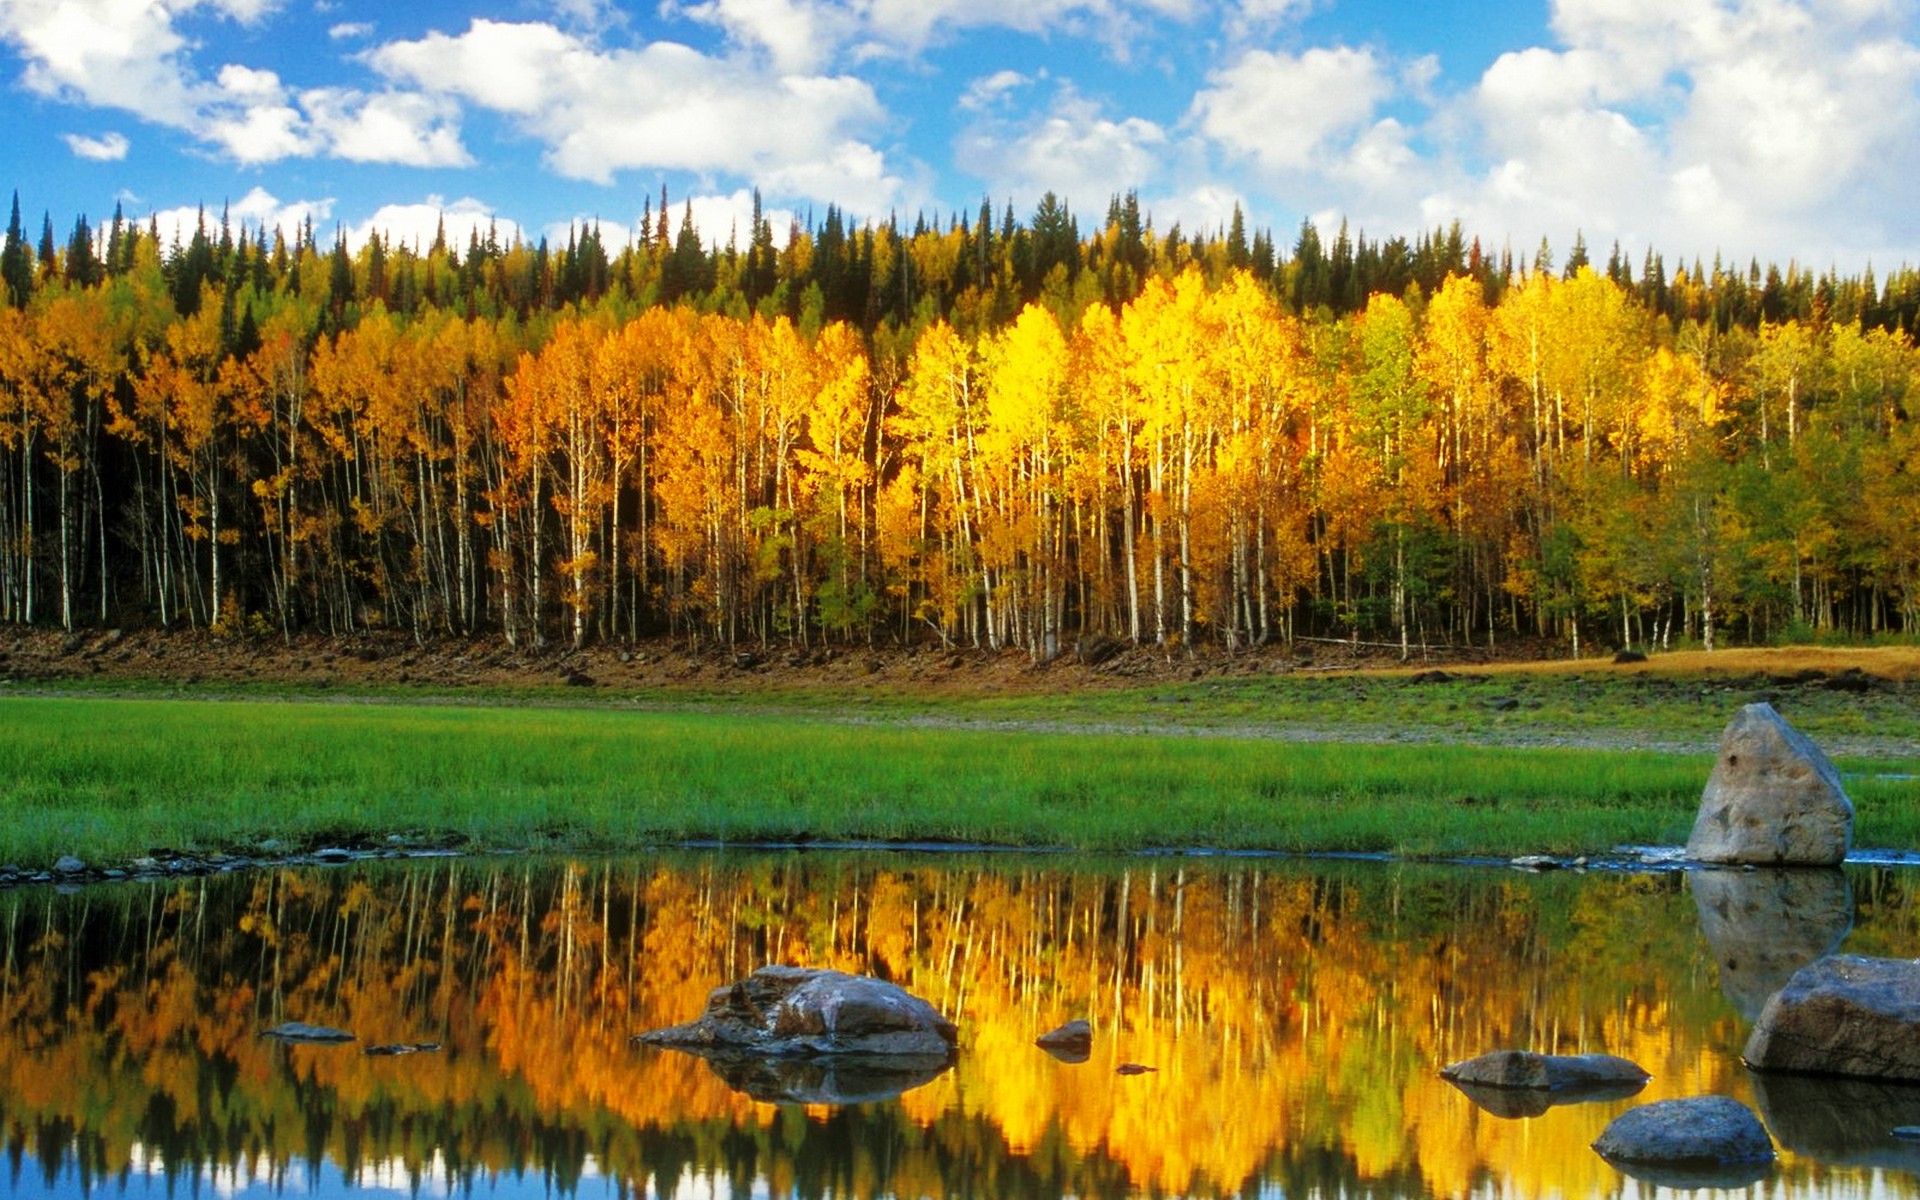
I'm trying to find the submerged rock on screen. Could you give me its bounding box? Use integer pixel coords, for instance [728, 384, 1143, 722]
[1693, 868, 1852, 1019]
[1745, 955, 1920, 1080]
[1036, 1019, 1093, 1063]
[1686, 703, 1852, 865]
[1593, 1096, 1775, 1174]
[635, 965, 958, 1060]
[262, 1022, 355, 1043]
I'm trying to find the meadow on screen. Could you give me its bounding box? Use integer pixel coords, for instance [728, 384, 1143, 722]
[1, 673, 1916, 870]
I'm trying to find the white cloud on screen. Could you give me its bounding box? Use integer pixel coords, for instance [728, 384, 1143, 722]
[300, 88, 471, 166]
[0, 0, 468, 168]
[665, 0, 858, 73]
[958, 83, 1167, 211]
[1190, 46, 1394, 174]
[146, 186, 333, 251]
[328, 21, 373, 40]
[63, 130, 129, 160]
[960, 69, 1031, 112]
[1439, 0, 1920, 267]
[351, 196, 522, 253]
[369, 18, 901, 209]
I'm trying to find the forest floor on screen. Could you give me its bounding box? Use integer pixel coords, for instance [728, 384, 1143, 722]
[2, 626, 1918, 757]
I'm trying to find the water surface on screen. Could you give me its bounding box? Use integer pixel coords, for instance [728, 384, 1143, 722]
[2, 852, 1918, 1198]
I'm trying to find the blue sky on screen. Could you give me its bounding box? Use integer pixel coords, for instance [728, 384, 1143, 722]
[0, 0, 1915, 274]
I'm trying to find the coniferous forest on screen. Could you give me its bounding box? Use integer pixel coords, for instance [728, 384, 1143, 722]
[2, 186, 1918, 656]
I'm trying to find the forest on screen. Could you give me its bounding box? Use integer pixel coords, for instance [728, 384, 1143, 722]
[1, 187, 1917, 656]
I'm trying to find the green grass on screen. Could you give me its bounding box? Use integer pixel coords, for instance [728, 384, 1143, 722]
[4, 693, 1913, 870]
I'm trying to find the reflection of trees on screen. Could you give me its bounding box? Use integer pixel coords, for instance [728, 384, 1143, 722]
[0, 858, 1913, 1198]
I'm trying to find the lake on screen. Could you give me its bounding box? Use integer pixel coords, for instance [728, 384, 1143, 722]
[1, 852, 1917, 1198]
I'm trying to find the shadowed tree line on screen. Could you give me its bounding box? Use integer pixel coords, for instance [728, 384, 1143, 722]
[1, 187, 1918, 654]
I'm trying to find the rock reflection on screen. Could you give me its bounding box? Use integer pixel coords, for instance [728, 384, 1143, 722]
[1752, 1070, 1920, 1172]
[666, 1048, 957, 1104]
[1691, 867, 1853, 1019]
[1445, 1075, 1648, 1119]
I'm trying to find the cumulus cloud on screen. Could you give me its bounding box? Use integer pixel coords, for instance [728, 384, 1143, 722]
[350, 196, 523, 253]
[1190, 46, 1396, 175]
[0, 0, 467, 167]
[1442, 0, 1920, 266]
[328, 21, 373, 40]
[369, 18, 902, 209]
[63, 130, 129, 160]
[958, 83, 1167, 212]
[146, 186, 333, 251]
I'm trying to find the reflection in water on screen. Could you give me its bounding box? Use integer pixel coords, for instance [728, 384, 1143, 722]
[1443, 1074, 1649, 1120]
[1754, 1070, 1920, 1173]
[0, 855, 1916, 1198]
[1692, 867, 1854, 1019]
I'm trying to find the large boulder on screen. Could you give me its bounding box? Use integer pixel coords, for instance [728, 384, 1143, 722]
[1592, 1096, 1775, 1179]
[1692, 867, 1853, 1019]
[1686, 703, 1853, 865]
[1745, 955, 1920, 1080]
[635, 965, 958, 1060]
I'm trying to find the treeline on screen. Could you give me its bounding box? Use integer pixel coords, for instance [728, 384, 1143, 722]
[0, 188, 1917, 653]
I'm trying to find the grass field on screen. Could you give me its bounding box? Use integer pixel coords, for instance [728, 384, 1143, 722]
[1, 691, 1915, 869]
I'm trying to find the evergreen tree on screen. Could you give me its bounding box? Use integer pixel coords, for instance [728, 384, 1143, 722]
[1, 192, 31, 307]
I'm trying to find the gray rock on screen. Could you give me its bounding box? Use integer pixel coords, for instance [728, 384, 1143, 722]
[1036, 1019, 1092, 1063]
[635, 965, 958, 1059]
[1593, 1096, 1775, 1167]
[262, 1021, 355, 1043]
[52, 855, 86, 875]
[1441, 1050, 1649, 1091]
[1745, 955, 1920, 1080]
[1686, 703, 1852, 865]
[1692, 868, 1853, 1019]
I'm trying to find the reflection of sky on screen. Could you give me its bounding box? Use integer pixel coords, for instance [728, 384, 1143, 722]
[29, 1148, 678, 1199]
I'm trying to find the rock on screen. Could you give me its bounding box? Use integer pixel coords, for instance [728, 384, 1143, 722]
[1509, 855, 1561, 872]
[1751, 1069, 1920, 1173]
[52, 855, 86, 875]
[1408, 669, 1454, 685]
[635, 965, 958, 1059]
[1036, 1019, 1093, 1063]
[1685, 702, 1853, 865]
[313, 847, 356, 863]
[1745, 955, 1920, 1080]
[1692, 868, 1852, 1019]
[1115, 1063, 1157, 1076]
[262, 1022, 355, 1043]
[1441, 1050, 1649, 1092]
[1613, 650, 1648, 664]
[1592, 1097, 1775, 1171]
[1490, 696, 1520, 712]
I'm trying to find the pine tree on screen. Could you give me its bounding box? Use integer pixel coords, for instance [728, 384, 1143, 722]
[1, 192, 31, 306]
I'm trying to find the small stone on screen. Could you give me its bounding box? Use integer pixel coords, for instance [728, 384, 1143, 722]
[1116, 1063, 1158, 1076]
[262, 1021, 355, 1043]
[52, 855, 86, 875]
[313, 848, 356, 863]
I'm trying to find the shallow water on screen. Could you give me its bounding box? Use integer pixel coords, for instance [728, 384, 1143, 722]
[2, 852, 1918, 1198]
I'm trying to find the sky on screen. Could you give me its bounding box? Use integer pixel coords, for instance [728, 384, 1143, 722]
[0, 0, 1916, 275]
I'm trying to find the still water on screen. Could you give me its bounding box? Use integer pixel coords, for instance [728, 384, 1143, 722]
[1, 852, 1917, 1199]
